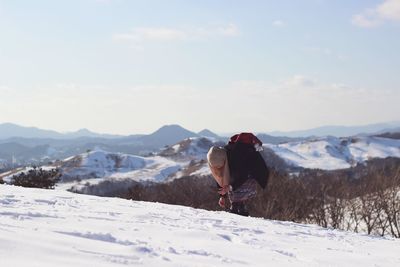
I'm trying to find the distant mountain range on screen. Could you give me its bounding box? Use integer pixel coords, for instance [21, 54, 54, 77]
[2, 121, 400, 141]
[268, 121, 400, 137]
[0, 123, 122, 140]
[0, 123, 220, 141]
[0, 124, 224, 166]
[1, 121, 400, 167]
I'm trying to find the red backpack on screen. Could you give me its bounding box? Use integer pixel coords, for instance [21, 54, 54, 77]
[225, 132, 268, 189]
[229, 132, 262, 146]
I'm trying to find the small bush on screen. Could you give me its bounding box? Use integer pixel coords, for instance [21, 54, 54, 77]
[11, 167, 61, 189]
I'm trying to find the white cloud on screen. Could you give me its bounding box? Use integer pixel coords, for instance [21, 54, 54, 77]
[352, 0, 400, 28]
[272, 20, 285, 27]
[352, 9, 382, 28]
[377, 0, 400, 20]
[283, 75, 316, 88]
[216, 23, 240, 36]
[113, 24, 240, 45]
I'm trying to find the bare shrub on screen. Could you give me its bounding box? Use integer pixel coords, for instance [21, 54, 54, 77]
[10, 167, 61, 189]
[379, 169, 400, 237]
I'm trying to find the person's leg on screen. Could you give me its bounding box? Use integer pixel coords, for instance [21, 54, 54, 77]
[228, 179, 257, 216]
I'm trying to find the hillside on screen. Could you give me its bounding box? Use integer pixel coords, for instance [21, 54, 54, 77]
[0, 150, 186, 193]
[2, 134, 400, 195]
[266, 136, 400, 170]
[0, 138, 223, 194]
[0, 184, 399, 267]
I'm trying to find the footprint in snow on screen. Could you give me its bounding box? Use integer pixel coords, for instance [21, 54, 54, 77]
[218, 234, 232, 242]
[274, 249, 297, 258]
[55, 231, 135, 246]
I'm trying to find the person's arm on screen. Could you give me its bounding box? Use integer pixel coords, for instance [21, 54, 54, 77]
[208, 165, 227, 208]
[217, 184, 233, 208]
[209, 164, 224, 187]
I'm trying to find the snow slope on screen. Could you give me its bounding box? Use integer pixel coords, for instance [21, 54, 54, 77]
[266, 136, 400, 170]
[1, 184, 400, 267]
[60, 150, 183, 183]
[60, 150, 182, 182]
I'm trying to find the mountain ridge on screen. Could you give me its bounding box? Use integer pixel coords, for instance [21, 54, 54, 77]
[268, 121, 400, 137]
[3, 121, 400, 140]
[0, 123, 122, 140]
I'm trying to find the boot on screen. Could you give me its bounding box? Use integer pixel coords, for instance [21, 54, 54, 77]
[230, 202, 249, 216]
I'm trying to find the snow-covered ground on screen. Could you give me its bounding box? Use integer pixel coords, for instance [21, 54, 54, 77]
[1, 184, 400, 267]
[266, 136, 400, 170]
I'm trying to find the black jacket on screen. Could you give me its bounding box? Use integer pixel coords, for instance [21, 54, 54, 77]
[224, 142, 269, 190]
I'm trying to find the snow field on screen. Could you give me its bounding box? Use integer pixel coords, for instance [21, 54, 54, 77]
[1, 184, 400, 267]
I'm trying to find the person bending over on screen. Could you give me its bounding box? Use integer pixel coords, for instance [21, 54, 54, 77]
[207, 133, 269, 216]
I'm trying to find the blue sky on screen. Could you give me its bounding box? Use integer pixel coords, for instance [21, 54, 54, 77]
[0, 0, 399, 134]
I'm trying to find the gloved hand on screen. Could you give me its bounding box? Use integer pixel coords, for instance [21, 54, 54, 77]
[218, 185, 232, 196]
[218, 196, 226, 208]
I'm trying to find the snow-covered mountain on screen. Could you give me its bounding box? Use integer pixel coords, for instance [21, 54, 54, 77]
[266, 136, 400, 170]
[0, 150, 185, 189]
[0, 137, 224, 193]
[60, 150, 184, 182]
[2, 135, 400, 190]
[0, 124, 223, 166]
[157, 135, 400, 173]
[198, 129, 220, 139]
[1, 184, 399, 267]
[256, 133, 304, 145]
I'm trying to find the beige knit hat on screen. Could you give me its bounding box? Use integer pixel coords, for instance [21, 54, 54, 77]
[207, 146, 230, 187]
[207, 146, 227, 168]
